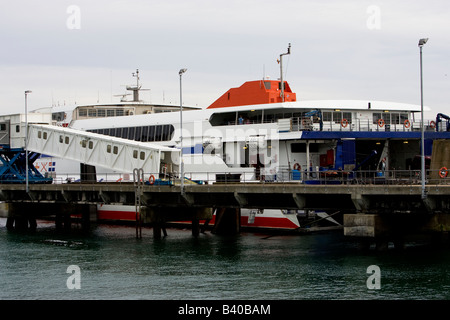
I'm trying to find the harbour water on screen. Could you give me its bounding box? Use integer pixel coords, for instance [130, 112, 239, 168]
[1, 218, 450, 301]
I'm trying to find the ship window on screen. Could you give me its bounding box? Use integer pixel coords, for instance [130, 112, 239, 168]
[114, 128, 121, 138]
[322, 112, 332, 122]
[52, 112, 65, 121]
[113, 146, 118, 154]
[88, 141, 93, 149]
[382, 112, 390, 124]
[78, 109, 87, 117]
[16, 125, 20, 133]
[148, 126, 155, 141]
[116, 109, 124, 117]
[155, 125, 162, 141]
[135, 127, 142, 141]
[38, 131, 42, 139]
[373, 113, 382, 124]
[140, 151, 145, 160]
[128, 127, 135, 140]
[391, 113, 400, 125]
[264, 81, 271, 90]
[65, 136, 70, 144]
[333, 112, 342, 124]
[121, 128, 128, 139]
[400, 113, 408, 123]
[342, 112, 352, 123]
[59, 135, 63, 143]
[81, 140, 87, 148]
[88, 109, 97, 117]
[133, 150, 138, 159]
[168, 124, 175, 139]
[107, 145, 111, 153]
[141, 126, 149, 142]
[97, 109, 106, 117]
[162, 125, 170, 141]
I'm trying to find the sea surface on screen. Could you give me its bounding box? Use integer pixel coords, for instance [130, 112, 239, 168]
[1, 218, 450, 300]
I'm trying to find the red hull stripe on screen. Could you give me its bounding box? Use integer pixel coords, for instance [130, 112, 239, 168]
[97, 209, 299, 230]
[98, 210, 136, 221]
[170, 216, 299, 230]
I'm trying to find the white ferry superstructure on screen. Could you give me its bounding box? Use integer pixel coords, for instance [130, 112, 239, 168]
[32, 72, 450, 231]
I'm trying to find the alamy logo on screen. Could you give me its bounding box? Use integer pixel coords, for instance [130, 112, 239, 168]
[366, 5, 381, 30]
[366, 265, 381, 289]
[66, 5, 81, 30]
[66, 265, 81, 289]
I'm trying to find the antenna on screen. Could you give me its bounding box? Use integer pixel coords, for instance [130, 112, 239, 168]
[121, 68, 150, 102]
[132, 68, 140, 88]
[278, 43, 291, 102]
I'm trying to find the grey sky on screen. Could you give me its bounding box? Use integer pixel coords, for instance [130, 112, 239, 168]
[0, 0, 448, 119]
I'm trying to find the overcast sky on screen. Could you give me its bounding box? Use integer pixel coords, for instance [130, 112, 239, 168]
[0, 0, 448, 119]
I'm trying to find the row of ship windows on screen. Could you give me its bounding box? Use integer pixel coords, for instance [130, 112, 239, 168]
[321, 111, 408, 124]
[78, 108, 131, 118]
[88, 125, 175, 142]
[36, 130, 147, 160]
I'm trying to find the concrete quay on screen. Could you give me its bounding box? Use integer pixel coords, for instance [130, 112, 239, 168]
[1, 182, 450, 243]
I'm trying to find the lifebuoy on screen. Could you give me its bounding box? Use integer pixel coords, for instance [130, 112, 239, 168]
[293, 163, 301, 171]
[439, 167, 448, 178]
[378, 118, 385, 127]
[430, 121, 436, 129]
[341, 118, 349, 128]
[404, 119, 411, 128]
[116, 178, 123, 182]
[149, 175, 156, 185]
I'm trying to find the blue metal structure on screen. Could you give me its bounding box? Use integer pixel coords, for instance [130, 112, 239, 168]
[0, 146, 52, 184]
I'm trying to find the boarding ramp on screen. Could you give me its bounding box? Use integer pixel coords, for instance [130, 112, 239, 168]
[26, 124, 180, 174]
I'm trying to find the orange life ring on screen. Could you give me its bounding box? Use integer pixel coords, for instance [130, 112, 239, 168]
[116, 178, 123, 182]
[149, 175, 156, 185]
[439, 167, 448, 178]
[293, 163, 301, 171]
[430, 121, 436, 129]
[341, 118, 349, 128]
[378, 119, 385, 127]
[404, 119, 411, 128]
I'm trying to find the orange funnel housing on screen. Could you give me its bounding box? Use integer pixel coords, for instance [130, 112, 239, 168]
[207, 80, 296, 109]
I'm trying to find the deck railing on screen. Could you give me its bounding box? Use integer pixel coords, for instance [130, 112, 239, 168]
[12, 168, 449, 186]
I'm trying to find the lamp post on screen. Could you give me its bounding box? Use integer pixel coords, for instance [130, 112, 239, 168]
[179, 68, 187, 195]
[24, 90, 32, 193]
[418, 38, 428, 200]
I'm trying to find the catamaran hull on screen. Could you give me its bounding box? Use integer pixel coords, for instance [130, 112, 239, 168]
[95, 204, 301, 230]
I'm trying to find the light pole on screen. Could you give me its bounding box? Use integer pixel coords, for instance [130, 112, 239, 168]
[24, 90, 32, 193]
[419, 38, 428, 200]
[179, 68, 187, 195]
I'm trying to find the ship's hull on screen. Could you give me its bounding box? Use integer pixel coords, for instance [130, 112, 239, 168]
[95, 204, 301, 231]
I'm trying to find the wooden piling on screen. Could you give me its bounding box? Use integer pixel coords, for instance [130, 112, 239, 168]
[212, 208, 241, 235]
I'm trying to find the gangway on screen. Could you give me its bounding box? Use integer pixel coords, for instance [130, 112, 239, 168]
[0, 113, 180, 183]
[26, 124, 180, 176]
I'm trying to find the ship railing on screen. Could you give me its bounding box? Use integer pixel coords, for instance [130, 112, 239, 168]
[21, 168, 450, 186]
[266, 168, 450, 186]
[290, 117, 437, 133]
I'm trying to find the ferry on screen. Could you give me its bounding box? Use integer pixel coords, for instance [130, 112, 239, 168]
[31, 65, 450, 232]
